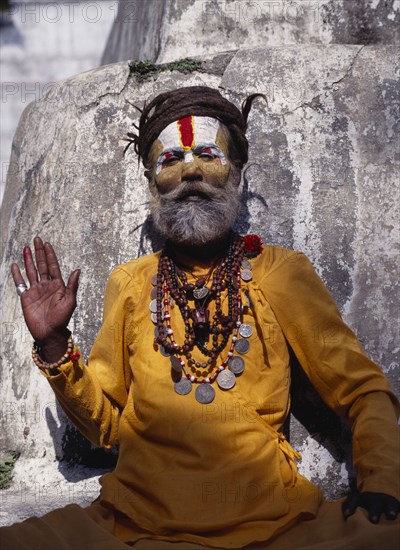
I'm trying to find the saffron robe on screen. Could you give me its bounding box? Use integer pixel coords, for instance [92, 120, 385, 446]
[28, 247, 400, 547]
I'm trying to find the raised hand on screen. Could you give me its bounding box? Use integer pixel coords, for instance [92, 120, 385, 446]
[11, 236, 80, 361]
[342, 491, 399, 523]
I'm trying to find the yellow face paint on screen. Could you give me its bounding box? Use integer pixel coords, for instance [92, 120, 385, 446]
[148, 121, 232, 195]
[154, 116, 228, 175]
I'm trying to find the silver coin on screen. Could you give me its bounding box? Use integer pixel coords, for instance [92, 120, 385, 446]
[240, 269, 253, 281]
[151, 312, 164, 323]
[150, 287, 157, 300]
[228, 356, 245, 375]
[149, 299, 158, 313]
[174, 378, 192, 395]
[170, 356, 183, 373]
[195, 384, 215, 404]
[235, 338, 250, 354]
[151, 274, 158, 286]
[239, 323, 253, 338]
[217, 369, 236, 390]
[241, 259, 252, 269]
[193, 287, 209, 300]
[160, 345, 170, 357]
[154, 326, 159, 338]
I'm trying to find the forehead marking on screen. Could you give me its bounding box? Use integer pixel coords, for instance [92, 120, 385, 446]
[177, 116, 195, 150]
[158, 116, 220, 150]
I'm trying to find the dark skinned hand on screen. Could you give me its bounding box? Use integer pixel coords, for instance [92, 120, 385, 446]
[342, 491, 400, 523]
[11, 236, 80, 361]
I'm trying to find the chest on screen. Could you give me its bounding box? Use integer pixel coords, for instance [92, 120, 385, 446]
[126, 276, 292, 432]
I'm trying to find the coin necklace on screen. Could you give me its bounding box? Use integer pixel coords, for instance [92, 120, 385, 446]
[150, 234, 258, 404]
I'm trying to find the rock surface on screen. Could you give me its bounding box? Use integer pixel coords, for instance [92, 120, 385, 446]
[1, 45, 399, 524]
[0, 0, 116, 205]
[102, 0, 400, 65]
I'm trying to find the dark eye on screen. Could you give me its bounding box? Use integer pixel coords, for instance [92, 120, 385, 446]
[197, 152, 216, 161]
[162, 155, 180, 166]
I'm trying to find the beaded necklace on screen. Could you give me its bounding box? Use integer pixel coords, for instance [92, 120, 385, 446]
[151, 234, 261, 403]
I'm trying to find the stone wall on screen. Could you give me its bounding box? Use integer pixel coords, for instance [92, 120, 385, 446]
[0, 45, 399, 523]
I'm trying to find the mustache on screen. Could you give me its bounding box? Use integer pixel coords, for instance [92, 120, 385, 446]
[159, 181, 225, 202]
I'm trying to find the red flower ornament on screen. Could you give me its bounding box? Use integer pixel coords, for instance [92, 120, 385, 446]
[242, 234, 262, 257]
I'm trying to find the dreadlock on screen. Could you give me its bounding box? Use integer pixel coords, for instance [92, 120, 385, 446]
[123, 86, 266, 168]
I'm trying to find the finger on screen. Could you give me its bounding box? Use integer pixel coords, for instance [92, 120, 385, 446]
[385, 508, 398, 520]
[23, 246, 39, 286]
[342, 493, 359, 520]
[367, 505, 382, 524]
[384, 501, 399, 521]
[43, 242, 62, 280]
[66, 269, 80, 296]
[11, 263, 27, 287]
[34, 236, 49, 281]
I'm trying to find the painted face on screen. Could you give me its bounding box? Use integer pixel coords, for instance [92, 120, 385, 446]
[148, 116, 232, 194]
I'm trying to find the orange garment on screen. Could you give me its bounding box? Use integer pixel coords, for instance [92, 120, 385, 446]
[36, 246, 400, 547]
[1, 499, 398, 549]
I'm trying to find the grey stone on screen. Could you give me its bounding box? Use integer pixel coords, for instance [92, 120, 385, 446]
[101, 0, 399, 65]
[0, 45, 398, 523]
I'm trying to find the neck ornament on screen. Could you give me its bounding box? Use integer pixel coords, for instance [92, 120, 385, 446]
[149, 233, 262, 403]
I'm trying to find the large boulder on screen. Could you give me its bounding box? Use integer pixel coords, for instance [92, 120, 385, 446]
[0, 45, 398, 524]
[101, 0, 400, 65]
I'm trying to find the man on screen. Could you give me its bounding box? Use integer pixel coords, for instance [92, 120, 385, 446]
[2, 86, 399, 549]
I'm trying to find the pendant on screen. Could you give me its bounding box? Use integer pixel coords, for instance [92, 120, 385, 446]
[228, 356, 245, 375]
[240, 269, 252, 281]
[217, 369, 236, 390]
[195, 384, 215, 404]
[235, 338, 250, 354]
[174, 378, 192, 395]
[150, 287, 157, 300]
[193, 286, 209, 299]
[170, 356, 183, 373]
[160, 345, 170, 357]
[151, 311, 164, 323]
[239, 323, 253, 338]
[191, 308, 209, 328]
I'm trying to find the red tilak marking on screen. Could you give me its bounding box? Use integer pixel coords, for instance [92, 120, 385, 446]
[178, 116, 194, 150]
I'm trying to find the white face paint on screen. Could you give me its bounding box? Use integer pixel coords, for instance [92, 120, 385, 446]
[155, 116, 227, 174]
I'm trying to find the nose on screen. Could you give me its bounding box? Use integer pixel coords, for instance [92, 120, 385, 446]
[181, 158, 203, 183]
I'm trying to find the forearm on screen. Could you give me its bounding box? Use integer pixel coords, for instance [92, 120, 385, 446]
[41, 347, 123, 448]
[349, 390, 400, 500]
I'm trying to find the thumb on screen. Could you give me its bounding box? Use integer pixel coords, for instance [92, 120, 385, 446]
[66, 269, 81, 295]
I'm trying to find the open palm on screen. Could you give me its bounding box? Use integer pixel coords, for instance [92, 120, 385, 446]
[11, 236, 80, 344]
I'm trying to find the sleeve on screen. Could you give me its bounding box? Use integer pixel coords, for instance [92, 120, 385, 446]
[40, 266, 136, 448]
[259, 251, 400, 500]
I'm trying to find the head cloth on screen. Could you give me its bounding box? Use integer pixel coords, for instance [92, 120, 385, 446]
[125, 86, 266, 167]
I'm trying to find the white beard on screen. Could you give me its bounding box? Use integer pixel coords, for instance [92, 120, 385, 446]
[150, 170, 241, 246]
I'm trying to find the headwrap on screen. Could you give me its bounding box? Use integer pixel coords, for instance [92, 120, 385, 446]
[124, 86, 266, 167]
